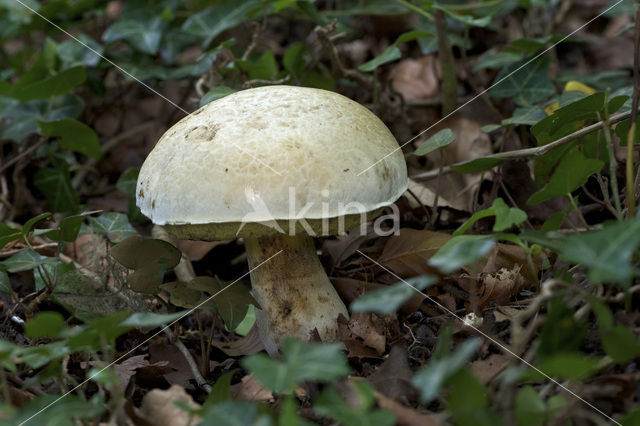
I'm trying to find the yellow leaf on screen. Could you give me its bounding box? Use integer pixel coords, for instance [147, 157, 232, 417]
[564, 80, 596, 95]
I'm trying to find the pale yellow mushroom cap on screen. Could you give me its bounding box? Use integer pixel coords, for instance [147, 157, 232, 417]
[136, 86, 408, 227]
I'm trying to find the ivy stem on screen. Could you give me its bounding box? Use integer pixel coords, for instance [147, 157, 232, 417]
[434, 9, 458, 115]
[627, 3, 640, 218]
[599, 107, 623, 220]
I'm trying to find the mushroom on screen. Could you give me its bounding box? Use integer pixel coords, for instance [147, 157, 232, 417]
[136, 85, 407, 355]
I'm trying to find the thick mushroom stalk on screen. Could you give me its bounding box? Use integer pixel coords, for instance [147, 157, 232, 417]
[245, 234, 348, 355]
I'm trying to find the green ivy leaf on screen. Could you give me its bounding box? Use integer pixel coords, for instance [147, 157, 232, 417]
[10, 66, 86, 101]
[199, 86, 236, 107]
[559, 217, 640, 286]
[412, 338, 482, 404]
[33, 162, 79, 213]
[110, 236, 181, 294]
[39, 118, 101, 159]
[490, 56, 555, 106]
[0, 250, 58, 273]
[187, 276, 259, 331]
[314, 382, 395, 426]
[446, 369, 500, 426]
[25, 312, 65, 339]
[351, 275, 436, 315]
[428, 236, 495, 274]
[531, 92, 605, 145]
[501, 106, 546, 126]
[451, 157, 503, 174]
[182, 0, 263, 47]
[242, 338, 350, 392]
[534, 352, 599, 380]
[57, 34, 104, 68]
[514, 386, 546, 426]
[116, 168, 145, 222]
[454, 198, 526, 236]
[527, 149, 603, 205]
[537, 299, 587, 358]
[359, 30, 433, 72]
[410, 128, 455, 156]
[0, 223, 22, 250]
[89, 212, 138, 242]
[473, 51, 523, 71]
[601, 326, 640, 363]
[0, 93, 84, 142]
[102, 17, 164, 55]
[237, 51, 278, 80]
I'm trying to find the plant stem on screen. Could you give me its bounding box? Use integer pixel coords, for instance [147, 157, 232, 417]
[599, 109, 623, 219]
[412, 110, 633, 181]
[394, 0, 434, 19]
[627, 3, 640, 218]
[434, 9, 458, 115]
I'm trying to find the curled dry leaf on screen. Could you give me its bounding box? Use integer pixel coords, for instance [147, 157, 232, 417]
[138, 385, 201, 426]
[478, 266, 527, 307]
[404, 178, 452, 209]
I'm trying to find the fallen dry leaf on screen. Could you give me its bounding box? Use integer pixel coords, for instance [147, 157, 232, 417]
[469, 354, 508, 384]
[210, 323, 264, 356]
[138, 385, 201, 426]
[367, 346, 418, 402]
[231, 374, 274, 402]
[113, 355, 151, 393]
[478, 266, 527, 307]
[379, 228, 451, 277]
[372, 386, 444, 426]
[332, 277, 426, 313]
[176, 239, 227, 261]
[403, 178, 452, 209]
[392, 56, 440, 102]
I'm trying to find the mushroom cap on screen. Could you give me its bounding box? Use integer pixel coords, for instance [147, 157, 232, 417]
[136, 86, 408, 231]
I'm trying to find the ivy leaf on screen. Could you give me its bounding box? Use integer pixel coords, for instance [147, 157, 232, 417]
[0, 250, 58, 273]
[560, 217, 640, 287]
[501, 105, 546, 126]
[410, 128, 455, 156]
[527, 149, 603, 205]
[601, 326, 640, 363]
[473, 51, 523, 71]
[0, 223, 21, 250]
[454, 198, 526, 236]
[200, 86, 237, 107]
[537, 299, 587, 358]
[359, 30, 432, 72]
[9, 66, 86, 101]
[187, 276, 259, 331]
[0, 93, 84, 142]
[33, 162, 79, 213]
[42, 211, 99, 242]
[351, 275, 436, 315]
[533, 352, 599, 380]
[57, 34, 104, 68]
[89, 213, 138, 242]
[490, 56, 555, 106]
[314, 382, 395, 426]
[531, 92, 605, 145]
[450, 157, 503, 174]
[412, 338, 482, 404]
[428, 236, 495, 274]
[241, 338, 350, 392]
[102, 17, 164, 55]
[25, 312, 65, 339]
[116, 168, 146, 222]
[182, 0, 263, 47]
[515, 386, 547, 426]
[39, 118, 101, 159]
[110, 236, 181, 294]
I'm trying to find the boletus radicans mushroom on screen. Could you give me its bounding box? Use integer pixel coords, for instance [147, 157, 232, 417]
[136, 86, 408, 355]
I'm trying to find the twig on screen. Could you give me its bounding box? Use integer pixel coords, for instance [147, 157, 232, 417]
[164, 329, 212, 393]
[314, 21, 372, 88]
[242, 75, 291, 89]
[627, 3, 640, 217]
[412, 110, 633, 181]
[0, 137, 46, 174]
[434, 9, 458, 115]
[71, 121, 156, 189]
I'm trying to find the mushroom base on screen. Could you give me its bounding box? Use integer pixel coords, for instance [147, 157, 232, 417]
[245, 234, 348, 355]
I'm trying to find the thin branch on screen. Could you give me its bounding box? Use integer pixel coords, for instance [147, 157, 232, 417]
[412, 110, 632, 181]
[627, 3, 640, 217]
[164, 329, 212, 393]
[0, 137, 46, 174]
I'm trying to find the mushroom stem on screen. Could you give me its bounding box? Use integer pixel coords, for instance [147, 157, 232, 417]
[245, 234, 348, 355]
